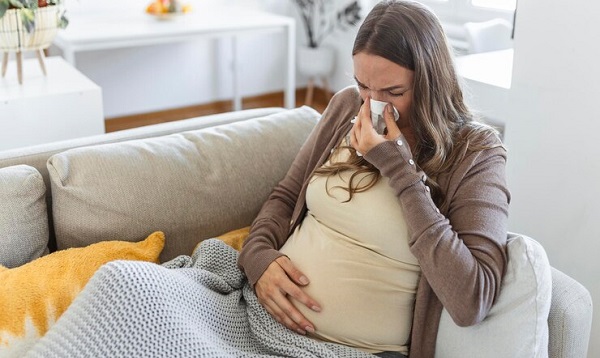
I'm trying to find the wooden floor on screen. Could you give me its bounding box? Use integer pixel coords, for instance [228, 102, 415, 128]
[105, 87, 330, 133]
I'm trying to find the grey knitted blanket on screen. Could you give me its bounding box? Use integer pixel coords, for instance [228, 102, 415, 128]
[26, 239, 376, 358]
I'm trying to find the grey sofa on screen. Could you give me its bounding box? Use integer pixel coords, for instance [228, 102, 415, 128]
[0, 106, 593, 357]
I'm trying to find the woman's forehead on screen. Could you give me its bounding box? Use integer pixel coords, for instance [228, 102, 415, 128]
[353, 53, 414, 88]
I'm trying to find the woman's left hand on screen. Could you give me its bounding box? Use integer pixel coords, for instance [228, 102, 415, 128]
[350, 97, 402, 155]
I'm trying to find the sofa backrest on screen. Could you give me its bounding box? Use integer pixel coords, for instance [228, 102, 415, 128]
[0, 107, 287, 251]
[46, 106, 321, 261]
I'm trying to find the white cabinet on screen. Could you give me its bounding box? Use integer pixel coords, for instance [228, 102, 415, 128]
[0, 56, 104, 151]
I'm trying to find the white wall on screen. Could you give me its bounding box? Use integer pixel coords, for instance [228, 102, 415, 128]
[504, 0, 599, 356]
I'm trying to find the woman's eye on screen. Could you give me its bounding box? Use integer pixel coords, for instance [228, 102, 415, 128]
[389, 91, 404, 97]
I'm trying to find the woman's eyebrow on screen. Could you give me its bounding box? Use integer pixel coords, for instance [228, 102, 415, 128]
[353, 76, 366, 87]
[353, 76, 408, 91]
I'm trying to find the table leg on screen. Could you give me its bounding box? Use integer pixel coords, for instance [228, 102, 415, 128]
[285, 21, 296, 109]
[1, 52, 8, 77]
[322, 77, 332, 100]
[305, 77, 314, 106]
[16, 51, 23, 85]
[232, 36, 242, 111]
[63, 49, 76, 67]
[36, 49, 47, 76]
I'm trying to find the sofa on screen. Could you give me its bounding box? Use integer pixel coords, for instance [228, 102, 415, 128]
[0, 106, 593, 357]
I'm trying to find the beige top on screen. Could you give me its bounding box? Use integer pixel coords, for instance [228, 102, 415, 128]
[280, 146, 421, 354]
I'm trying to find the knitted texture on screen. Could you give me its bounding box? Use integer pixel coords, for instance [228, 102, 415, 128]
[25, 239, 375, 358]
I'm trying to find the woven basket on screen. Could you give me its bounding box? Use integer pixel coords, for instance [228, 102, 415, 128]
[0, 6, 59, 52]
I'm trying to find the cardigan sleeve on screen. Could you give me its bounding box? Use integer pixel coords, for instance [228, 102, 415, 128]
[364, 133, 510, 326]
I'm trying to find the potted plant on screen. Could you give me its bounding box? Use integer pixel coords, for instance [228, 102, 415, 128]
[292, 0, 361, 49]
[291, 0, 361, 104]
[0, 0, 68, 83]
[0, 0, 68, 33]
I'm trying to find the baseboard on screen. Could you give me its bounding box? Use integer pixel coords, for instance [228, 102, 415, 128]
[105, 87, 330, 133]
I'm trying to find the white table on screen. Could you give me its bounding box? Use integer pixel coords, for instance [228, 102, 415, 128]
[0, 57, 104, 151]
[455, 49, 513, 129]
[455, 49, 513, 89]
[52, 7, 296, 111]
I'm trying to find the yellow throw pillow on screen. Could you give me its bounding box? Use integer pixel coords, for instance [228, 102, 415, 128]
[0, 231, 165, 357]
[199, 226, 250, 252]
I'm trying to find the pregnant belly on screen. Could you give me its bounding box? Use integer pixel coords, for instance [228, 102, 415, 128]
[279, 215, 418, 352]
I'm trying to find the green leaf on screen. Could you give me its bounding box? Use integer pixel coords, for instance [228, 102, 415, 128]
[0, 0, 9, 19]
[20, 7, 35, 32]
[8, 0, 25, 8]
[57, 10, 67, 29]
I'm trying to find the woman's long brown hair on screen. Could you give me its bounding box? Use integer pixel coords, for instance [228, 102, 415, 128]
[314, 0, 501, 208]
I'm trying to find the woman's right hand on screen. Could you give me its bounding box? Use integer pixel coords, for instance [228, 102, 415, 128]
[255, 256, 321, 335]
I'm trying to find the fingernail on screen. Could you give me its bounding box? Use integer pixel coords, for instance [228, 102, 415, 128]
[311, 305, 321, 312]
[387, 104, 393, 113]
[305, 326, 315, 334]
[299, 276, 309, 285]
[296, 328, 306, 335]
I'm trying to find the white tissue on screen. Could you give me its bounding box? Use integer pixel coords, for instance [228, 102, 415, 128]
[370, 98, 399, 134]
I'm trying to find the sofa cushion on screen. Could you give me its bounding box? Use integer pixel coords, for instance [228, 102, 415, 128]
[48, 106, 321, 261]
[435, 233, 552, 358]
[0, 165, 49, 268]
[0, 231, 164, 357]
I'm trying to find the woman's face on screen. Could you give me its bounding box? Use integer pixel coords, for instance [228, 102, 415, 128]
[353, 52, 415, 129]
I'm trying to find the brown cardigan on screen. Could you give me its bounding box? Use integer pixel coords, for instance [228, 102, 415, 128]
[238, 86, 510, 357]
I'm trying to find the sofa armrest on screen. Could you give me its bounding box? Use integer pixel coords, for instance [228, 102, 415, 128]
[549, 267, 593, 358]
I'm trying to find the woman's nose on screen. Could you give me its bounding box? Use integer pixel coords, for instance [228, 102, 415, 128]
[369, 90, 384, 102]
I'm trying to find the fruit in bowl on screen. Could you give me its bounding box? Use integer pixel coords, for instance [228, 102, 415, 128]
[146, 0, 192, 17]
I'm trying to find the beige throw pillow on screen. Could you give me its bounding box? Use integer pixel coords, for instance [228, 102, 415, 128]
[0, 165, 49, 268]
[47, 106, 321, 262]
[435, 233, 552, 358]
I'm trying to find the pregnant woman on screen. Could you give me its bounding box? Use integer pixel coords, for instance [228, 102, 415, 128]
[237, 1, 510, 357]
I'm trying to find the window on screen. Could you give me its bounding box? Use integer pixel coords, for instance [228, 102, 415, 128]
[471, 0, 516, 11]
[416, 0, 515, 54]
